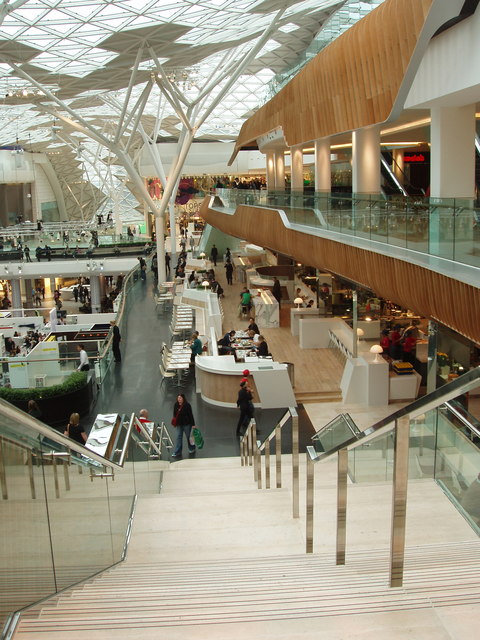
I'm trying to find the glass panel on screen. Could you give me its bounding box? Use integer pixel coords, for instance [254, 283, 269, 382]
[434, 407, 480, 534]
[0, 434, 55, 624]
[348, 431, 395, 482]
[40, 445, 114, 591]
[312, 413, 361, 454]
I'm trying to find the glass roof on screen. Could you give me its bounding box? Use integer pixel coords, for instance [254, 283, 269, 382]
[0, 0, 355, 221]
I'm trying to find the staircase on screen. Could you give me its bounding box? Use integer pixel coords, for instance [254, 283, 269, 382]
[12, 457, 480, 639]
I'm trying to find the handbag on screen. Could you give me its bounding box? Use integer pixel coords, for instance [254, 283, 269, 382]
[171, 405, 182, 427]
[191, 426, 204, 449]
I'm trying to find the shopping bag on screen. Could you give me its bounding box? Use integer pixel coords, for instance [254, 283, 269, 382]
[191, 426, 204, 449]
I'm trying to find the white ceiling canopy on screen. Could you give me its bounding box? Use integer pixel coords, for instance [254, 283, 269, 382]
[0, 0, 356, 224]
[0, 0, 347, 146]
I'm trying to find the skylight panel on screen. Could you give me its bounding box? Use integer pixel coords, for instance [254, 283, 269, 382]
[279, 23, 300, 33]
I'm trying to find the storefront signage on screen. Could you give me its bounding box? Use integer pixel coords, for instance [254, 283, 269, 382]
[404, 152, 429, 163]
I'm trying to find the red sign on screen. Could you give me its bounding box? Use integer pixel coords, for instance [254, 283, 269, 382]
[404, 153, 426, 163]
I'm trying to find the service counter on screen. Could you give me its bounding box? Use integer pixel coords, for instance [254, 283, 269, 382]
[195, 355, 296, 409]
[251, 289, 279, 328]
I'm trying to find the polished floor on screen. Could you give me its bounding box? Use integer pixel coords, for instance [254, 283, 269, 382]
[88, 270, 318, 458]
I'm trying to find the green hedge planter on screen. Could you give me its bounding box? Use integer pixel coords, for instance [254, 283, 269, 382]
[0, 372, 96, 427]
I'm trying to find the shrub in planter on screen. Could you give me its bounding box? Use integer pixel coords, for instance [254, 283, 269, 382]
[0, 372, 90, 426]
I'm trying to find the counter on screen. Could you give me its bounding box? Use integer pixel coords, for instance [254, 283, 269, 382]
[195, 355, 296, 408]
[251, 289, 279, 329]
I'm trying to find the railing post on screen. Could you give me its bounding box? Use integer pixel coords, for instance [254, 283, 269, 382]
[0, 436, 8, 500]
[306, 446, 315, 553]
[247, 425, 253, 467]
[275, 424, 282, 488]
[291, 408, 299, 518]
[336, 448, 348, 565]
[265, 439, 271, 489]
[27, 452, 36, 499]
[390, 415, 410, 587]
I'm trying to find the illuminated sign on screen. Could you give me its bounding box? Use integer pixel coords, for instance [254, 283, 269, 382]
[404, 152, 429, 163]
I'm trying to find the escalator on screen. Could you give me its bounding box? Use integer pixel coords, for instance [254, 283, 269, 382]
[0, 401, 170, 636]
[381, 151, 425, 196]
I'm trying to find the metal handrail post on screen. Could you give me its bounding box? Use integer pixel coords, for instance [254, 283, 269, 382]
[251, 420, 259, 483]
[264, 439, 270, 489]
[306, 446, 315, 553]
[275, 424, 282, 488]
[390, 416, 410, 587]
[256, 441, 262, 489]
[291, 407, 299, 518]
[336, 448, 348, 565]
[247, 424, 253, 466]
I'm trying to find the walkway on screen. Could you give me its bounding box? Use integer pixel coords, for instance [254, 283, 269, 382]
[88, 271, 317, 458]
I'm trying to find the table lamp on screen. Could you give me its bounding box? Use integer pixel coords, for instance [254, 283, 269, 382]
[370, 344, 383, 362]
[294, 297, 303, 309]
[202, 280, 209, 291]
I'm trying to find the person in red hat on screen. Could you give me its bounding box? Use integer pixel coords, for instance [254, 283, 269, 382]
[236, 379, 255, 436]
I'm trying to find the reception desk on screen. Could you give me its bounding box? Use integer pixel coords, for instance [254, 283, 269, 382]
[196, 355, 296, 408]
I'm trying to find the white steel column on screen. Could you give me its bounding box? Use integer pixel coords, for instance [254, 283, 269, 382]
[274, 151, 285, 192]
[352, 125, 381, 195]
[430, 105, 475, 199]
[291, 145, 304, 192]
[266, 150, 276, 191]
[155, 216, 166, 284]
[314, 138, 331, 192]
[393, 149, 404, 186]
[11, 279, 22, 317]
[90, 275, 101, 313]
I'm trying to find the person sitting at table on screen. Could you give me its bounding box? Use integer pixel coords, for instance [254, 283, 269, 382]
[247, 329, 260, 343]
[255, 335, 269, 358]
[246, 317, 259, 334]
[218, 330, 235, 355]
[240, 288, 252, 315]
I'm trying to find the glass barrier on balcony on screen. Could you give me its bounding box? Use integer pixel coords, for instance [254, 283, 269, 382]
[312, 413, 361, 455]
[210, 191, 480, 269]
[0, 401, 165, 628]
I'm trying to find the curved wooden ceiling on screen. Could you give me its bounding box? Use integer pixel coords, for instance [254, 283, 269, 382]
[233, 0, 435, 157]
[201, 199, 480, 345]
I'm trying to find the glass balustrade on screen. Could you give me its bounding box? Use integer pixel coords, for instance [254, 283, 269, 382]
[0, 401, 166, 628]
[346, 396, 480, 536]
[210, 191, 480, 269]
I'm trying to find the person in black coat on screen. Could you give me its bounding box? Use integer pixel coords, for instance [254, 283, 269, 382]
[110, 320, 121, 362]
[224, 260, 233, 285]
[271, 277, 282, 304]
[236, 380, 254, 436]
[246, 317, 259, 334]
[256, 335, 269, 357]
[171, 394, 196, 457]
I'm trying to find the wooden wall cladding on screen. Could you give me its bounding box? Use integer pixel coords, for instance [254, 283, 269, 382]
[234, 0, 433, 153]
[201, 200, 480, 345]
[198, 369, 259, 406]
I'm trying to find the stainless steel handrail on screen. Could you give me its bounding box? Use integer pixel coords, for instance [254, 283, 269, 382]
[310, 366, 480, 463]
[0, 398, 122, 470]
[444, 400, 480, 440]
[240, 406, 299, 518]
[305, 366, 480, 589]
